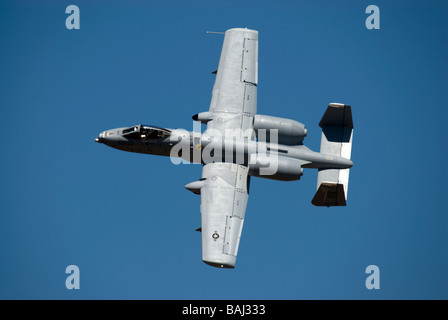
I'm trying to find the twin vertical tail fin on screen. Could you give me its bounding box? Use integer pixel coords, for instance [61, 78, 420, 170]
[312, 103, 354, 207]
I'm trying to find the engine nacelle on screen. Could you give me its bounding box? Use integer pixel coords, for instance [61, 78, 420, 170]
[253, 115, 307, 145]
[249, 154, 303, 181]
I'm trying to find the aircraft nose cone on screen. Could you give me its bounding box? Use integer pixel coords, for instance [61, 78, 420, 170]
[95, 131, 106, 143]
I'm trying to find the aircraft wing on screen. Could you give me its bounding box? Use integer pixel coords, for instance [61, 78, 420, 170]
[206, 28, 258, 137]
[200, 162, 250, 268]
[195, 28, 258, 268]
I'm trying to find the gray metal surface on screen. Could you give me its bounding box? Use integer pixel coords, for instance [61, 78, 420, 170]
[199, 28, 257, 268]
[206, 28, 258, 138]
[200, 163, 249, 268]
[314, 104, 354, 206]
[94, 28, 355, 268]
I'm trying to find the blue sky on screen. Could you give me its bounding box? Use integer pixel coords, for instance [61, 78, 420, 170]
[0, 0, 447, 299]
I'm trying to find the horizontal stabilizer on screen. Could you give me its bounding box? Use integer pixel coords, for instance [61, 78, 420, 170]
[313, 103, 353, 207]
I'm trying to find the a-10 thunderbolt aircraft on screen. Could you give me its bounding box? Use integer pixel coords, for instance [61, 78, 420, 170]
[95, 28, 354, 269]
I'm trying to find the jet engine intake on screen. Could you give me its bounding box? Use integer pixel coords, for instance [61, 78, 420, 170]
[249, 154, 303, 181]
[253, 115, 307, 145]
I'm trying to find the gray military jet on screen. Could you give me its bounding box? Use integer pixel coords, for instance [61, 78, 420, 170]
[95, 28, 354, 269]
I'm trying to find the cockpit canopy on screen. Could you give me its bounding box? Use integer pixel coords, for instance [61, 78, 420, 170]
[122, 125, 171, 140]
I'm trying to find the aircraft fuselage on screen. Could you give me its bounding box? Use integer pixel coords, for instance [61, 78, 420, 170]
[95, 124, 352, 182]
